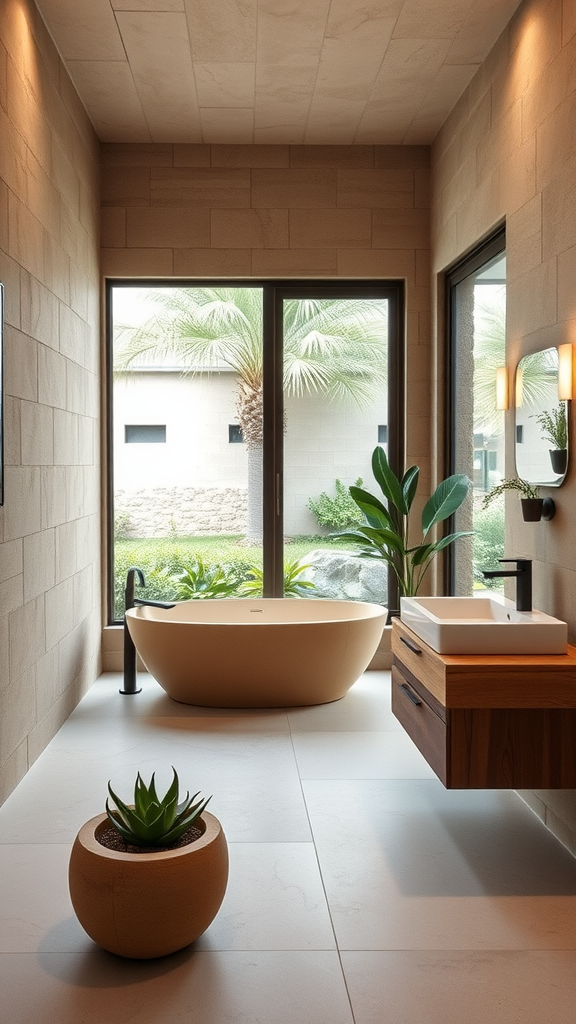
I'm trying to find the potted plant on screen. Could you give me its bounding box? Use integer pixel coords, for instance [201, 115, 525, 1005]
[339, 447, 471, 608]
[531, 404, 568, 475]
[482, 477, 555, 522]
[69, 768, 228, 959]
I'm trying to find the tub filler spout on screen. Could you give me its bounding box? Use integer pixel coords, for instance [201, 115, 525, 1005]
[120, 567, 175, 695]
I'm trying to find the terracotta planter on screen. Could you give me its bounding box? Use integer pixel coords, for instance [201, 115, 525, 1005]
[69, 811, 228, 959]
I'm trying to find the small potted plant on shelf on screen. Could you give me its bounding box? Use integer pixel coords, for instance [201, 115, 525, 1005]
[482, 477, 555, 522]
[338, 446, 471, 613]
[68, 767, 228, 959]
[531, 403, 568, 475]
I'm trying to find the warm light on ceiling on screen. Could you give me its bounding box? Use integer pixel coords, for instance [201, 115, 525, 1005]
[558, 343, 574, 400]
[495, 366, 508, 411]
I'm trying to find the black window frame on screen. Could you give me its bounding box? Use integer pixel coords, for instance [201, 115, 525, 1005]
[445, 227, 506, 593]
[106, 278, 405, 623]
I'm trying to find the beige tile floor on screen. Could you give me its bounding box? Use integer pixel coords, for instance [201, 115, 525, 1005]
[1, 670, 576, 1022]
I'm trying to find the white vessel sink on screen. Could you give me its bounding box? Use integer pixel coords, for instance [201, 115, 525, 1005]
[400, 596, 567, 655]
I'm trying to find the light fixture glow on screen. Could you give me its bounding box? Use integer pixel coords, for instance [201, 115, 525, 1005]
[515, 366, 523, 408]
[558, 343, 574, 400]
[496, 366, 509, 410]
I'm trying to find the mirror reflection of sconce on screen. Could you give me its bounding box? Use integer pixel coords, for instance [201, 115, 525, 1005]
[496, 366, 508, 410]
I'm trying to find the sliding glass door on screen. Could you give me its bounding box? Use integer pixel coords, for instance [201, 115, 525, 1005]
[108, 280, 403, 621]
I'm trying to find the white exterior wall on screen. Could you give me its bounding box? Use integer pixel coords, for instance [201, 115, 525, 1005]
[114, 371, 387, 536]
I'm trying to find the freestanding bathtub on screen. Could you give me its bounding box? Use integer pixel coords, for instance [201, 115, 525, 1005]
[126, 598, 386, 707]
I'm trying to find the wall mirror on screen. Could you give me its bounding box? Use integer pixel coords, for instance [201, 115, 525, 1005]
[515, 347, 568, 486]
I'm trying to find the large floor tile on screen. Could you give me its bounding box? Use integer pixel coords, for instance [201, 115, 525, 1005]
[198, 843, 335, 950]
[341, 950, 576, 1024]
[287, 672, 401, 733]
[0, 951, 354, 1024]
[304, 779, 576, 950]
[291, 730, 436, 779]
[0, 845, 90, 953]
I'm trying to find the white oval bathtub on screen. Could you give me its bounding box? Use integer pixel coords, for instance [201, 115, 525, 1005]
[126, 598, 386, 707]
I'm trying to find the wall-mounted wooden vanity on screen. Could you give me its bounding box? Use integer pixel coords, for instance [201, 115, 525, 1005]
[391, 618, 576, 788]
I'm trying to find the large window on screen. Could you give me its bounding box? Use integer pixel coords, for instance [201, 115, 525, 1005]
[107, 280, 404, 621]
[447, 230, 506, 595]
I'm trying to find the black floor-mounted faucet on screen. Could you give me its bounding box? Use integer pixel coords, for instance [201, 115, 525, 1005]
[481, 558, 532, 612]
[120, 567, 175, 695]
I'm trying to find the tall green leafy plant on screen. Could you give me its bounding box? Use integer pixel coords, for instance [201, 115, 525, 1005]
[339, 447, 471, 598]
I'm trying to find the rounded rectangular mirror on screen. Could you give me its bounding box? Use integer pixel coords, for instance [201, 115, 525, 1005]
[515, 347, 568, 486]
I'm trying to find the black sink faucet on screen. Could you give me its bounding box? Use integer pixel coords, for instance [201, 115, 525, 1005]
[481, 558, 532, 612]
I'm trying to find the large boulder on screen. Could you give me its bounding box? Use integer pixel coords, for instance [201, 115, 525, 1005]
[301, 549, 387, 605]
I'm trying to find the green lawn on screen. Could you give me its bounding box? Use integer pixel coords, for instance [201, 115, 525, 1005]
[113, 533, 355, 620]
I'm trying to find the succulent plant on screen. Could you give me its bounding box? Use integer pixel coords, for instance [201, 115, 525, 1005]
[106, 767, 211, 847]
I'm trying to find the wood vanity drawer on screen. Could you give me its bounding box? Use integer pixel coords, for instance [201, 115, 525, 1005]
[391, 665, 447, 785]
[391, 621, 446, 705]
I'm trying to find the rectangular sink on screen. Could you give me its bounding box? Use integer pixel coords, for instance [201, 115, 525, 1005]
[400, 596, 567, 655]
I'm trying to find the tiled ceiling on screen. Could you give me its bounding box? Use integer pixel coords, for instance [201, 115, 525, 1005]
[35, 0, 525, 145]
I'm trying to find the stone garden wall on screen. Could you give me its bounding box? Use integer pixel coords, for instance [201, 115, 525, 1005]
[115, 488, 247, 538]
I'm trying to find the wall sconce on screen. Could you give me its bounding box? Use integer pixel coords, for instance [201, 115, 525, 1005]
[558, 343, 574, 400]
[495, 366, 509, 410]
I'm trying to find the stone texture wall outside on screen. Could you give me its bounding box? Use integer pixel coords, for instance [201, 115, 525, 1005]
[115, 486, 247, 537]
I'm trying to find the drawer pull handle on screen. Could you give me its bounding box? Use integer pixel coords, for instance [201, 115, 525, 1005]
[401, 683, 422, 707]
[400, 635, 422, 655]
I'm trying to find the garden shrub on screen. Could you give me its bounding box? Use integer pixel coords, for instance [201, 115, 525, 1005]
[472, 497, 505, 587]
[308, 478, 364, 531]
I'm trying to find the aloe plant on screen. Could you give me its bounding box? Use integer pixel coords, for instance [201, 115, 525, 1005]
[106, 768, 211, 847]
[339, 447, 471, 598]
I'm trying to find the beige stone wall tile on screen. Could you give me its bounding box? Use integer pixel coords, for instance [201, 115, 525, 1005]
[101, 143, 174, 166]
[251, 168, 337, 208]
[557, 242, 576, 323]
[34, 647, 60, 722]
[23, 529, 55, 603]
[58, 303, 91, 367]
[101, 165, 151, 206]
[41, 467, 69, 530]
[212, 144, 289, 167]
[8, 594, 45, 678]
[101, 207, 126, 247]
[0, 251, 21, 329]
[0, 36, 6, 110]
[0, 576, 23, 619]
[8, 193, 45, 282]
[66, 361, 93, 417]
[4, 327, 37, 402]
[337, 248, 415, 280]
[21, 401, 54, 466]
[509, 257, 558, 344]
[55, 521, 78, 585]
[251, 249, 338, 277]
[28, 678, 89, 767]
[173, 247, 252, 276]
[372, 209, 430, 250]
[150, 166, 250, 207]
[126, 206, 210, 247]
[3, 396, 21, 467]
[414, 169, 431, 210]
[0, 740, 28, 805]
[0, 177, 7, 253]
[172, 144, 212, 166]
[45, 577, 75, 650]
[374, 146, 430, 170]
[290, 145, 374, 168]
[415, 250, 431, 287]
[542, 153, 576, 259]
[43, 232, 70, 306]
[211, 208, 289, 248]
[0, 669, 37, 766]
[337, 169, 414, 208]
[564, 0, 576, 45]
[54, 409, 79, 465]
[290, 208, 371, 248]
[20, 273, 59, 349]
[0, 539, 23, 586]
[454, 169, 504, 255]
[506, 194, 542, 276]
[101, 246, 174, 277]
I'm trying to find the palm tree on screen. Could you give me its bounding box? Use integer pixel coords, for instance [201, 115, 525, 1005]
[114, 287, 388, 541]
